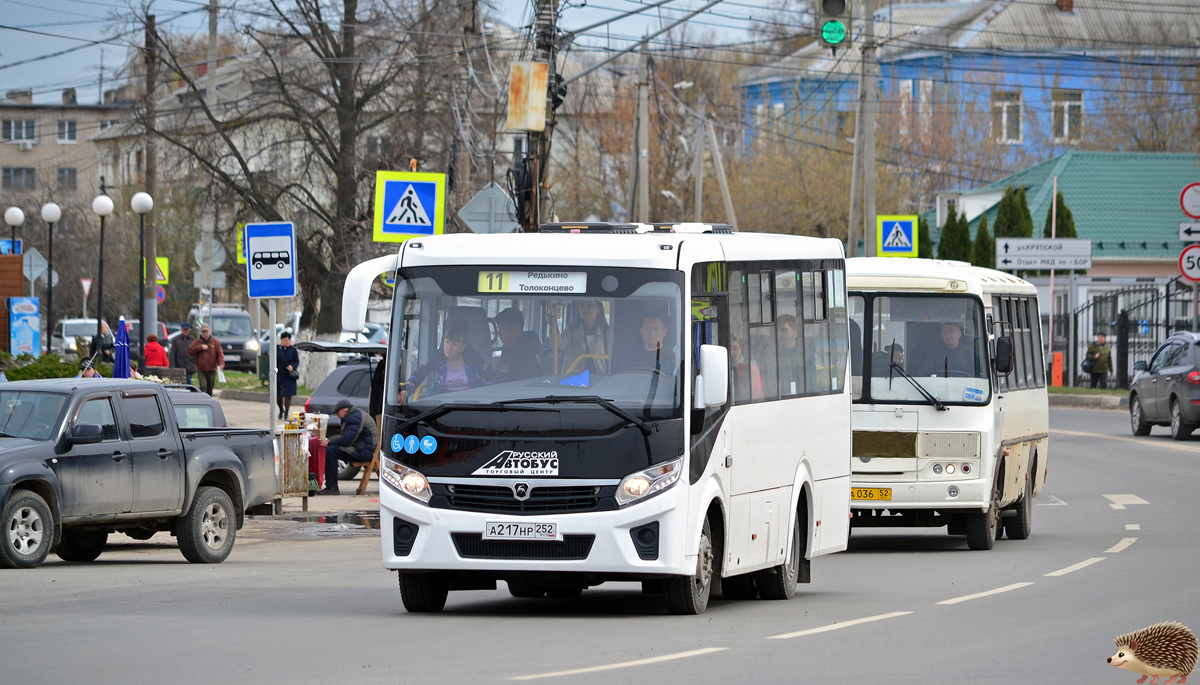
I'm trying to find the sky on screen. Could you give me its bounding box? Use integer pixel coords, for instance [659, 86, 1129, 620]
[0, 0, 757, 105]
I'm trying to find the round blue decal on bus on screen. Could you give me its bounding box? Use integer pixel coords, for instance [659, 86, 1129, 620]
[420, 436, 437, 454]
[390, 434, 403, 452]
[404, 435, 420, 454]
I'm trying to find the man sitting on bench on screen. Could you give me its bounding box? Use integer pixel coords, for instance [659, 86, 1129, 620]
[318, 399, 376, 495]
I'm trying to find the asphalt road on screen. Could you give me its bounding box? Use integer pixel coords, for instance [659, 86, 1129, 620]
[1, 407, 1196, 684]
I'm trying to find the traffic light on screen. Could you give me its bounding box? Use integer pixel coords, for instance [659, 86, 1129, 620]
[818, 0, 852, 49]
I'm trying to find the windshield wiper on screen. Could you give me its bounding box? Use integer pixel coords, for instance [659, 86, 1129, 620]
[888, 361, 948, 412]
[493, 395, 654, 436]
[394, 402, 557, 434]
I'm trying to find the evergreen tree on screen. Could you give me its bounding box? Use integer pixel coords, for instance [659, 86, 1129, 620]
[918, 216, 933, 258]
[1014, 187, 1034, 238]
[993, 185, 1034, 239]
[972, 214, 995, 269]
[938, 211, 972, 262]
[1042, 191, 1076, 238]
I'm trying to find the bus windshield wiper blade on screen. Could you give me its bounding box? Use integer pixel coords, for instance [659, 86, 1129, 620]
[395, 402, 556, 434]
[889, 362, 949, 412]
[493, 396, 654, 436]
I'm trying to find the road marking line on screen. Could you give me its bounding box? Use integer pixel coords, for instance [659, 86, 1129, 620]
[936, 582, 1034, 605]
[1049, 428, 1200, 454]
[1103, 494, 1149, 510]
[1106, 538, 1137, 553]
[1126, 524, 1141, 531]
[508, 648, 729, 680]
[1045, 557, 1106, 577]
[767, 611, 912, 640]
[1035, 495, 1068, 507]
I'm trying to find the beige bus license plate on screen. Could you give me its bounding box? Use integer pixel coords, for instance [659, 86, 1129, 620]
[851, 488, 892, 501]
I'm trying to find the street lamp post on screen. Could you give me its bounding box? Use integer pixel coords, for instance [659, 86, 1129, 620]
[91, 195, 114, 348]
[4, 206, 23, 255]
[40, 203, 61, 356]
[131, 192, 154, 368]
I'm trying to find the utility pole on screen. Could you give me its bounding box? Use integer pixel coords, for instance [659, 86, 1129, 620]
[636, 42, 650, 223]
[846, 0, 877, 257]
[143, 14, 159, 349]
[199, 0, 218, 320]
[693, 93, 706, 222]
[527, 0, 558, 230]
[456, 0, 476, 215]
[706, 118, 737, 231]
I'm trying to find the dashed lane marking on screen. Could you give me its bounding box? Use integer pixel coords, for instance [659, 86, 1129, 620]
[936, 582, 1035, 605]
[508, 648, 729, 680]
[1126, 524, 1141, 531]
[1045, 557, 1106, 577]
[1049, 428, 1200, 454]
[767, 611, 913, 640]
[1103, 494, 1149, 510]
[1105, 538, 1138, 553]
[1035, 495, 1068, 506]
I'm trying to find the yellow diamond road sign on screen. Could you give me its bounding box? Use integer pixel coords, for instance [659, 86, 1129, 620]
[143, 257, 169, 284]
[876, 215, 919, 258]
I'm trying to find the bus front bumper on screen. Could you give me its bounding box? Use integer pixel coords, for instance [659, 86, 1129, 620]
[379, 483, 694, 576]
[850, 477, 990, 513]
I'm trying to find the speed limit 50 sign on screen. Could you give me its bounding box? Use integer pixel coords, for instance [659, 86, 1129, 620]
[1180, 244, 1200, 282]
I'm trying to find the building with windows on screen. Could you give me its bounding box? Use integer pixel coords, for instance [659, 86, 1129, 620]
[0, 88, 131, 213]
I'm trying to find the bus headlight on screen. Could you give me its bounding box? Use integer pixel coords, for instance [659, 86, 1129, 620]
[381, 457, 431, 503]
[616, 457, 683, 506]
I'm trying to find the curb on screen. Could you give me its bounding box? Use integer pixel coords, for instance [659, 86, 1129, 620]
[1048, 393, 1127, 410]
[218, 389, 311, 404]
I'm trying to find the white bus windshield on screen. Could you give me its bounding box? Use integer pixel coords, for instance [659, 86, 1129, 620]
[851, 294, 990, 406]
[388, 266, 685, 420]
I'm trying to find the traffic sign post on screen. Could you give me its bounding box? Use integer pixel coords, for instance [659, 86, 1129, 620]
[996, 238, 1092, 270]
[458, 183, 519, 234]
[876, 215, 918, 258]
[1180, 183, 1200, 220]
[1179, 244, 1200, 282]
[373, 170, 445, 243]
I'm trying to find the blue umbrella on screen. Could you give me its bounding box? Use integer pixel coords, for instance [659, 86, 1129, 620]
[113, 318, 131, 379]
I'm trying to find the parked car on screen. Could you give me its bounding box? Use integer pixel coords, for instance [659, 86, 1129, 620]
[1130, 332, 1200, 440]
[50, 318, 98, 356]
[0, 379, 275, 568]
[187, 304, 260, 372]
[297, 340, 385, 480]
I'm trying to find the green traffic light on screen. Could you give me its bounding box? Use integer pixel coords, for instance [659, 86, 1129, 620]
[821, 19, 847, 45]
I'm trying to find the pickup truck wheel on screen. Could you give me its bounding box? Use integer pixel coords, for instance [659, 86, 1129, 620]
[1, 490, 52, 569]
[398, 572, 449, 612]
[54, 530, 108, 562]
[176, 486, 236, 564]
[337, 460, 361, 481]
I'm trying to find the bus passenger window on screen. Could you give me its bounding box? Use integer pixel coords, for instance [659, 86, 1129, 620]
[828, 269, 848, 393]
[776, 270, 803, 398]
[849, 295, 865, 399]
[803, 271, 831, 394]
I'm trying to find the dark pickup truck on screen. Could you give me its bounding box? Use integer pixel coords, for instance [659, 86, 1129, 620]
[0, 379, 275, 568]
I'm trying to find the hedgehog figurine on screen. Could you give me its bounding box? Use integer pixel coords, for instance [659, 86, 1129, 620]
[1108, 622, 1198, 684]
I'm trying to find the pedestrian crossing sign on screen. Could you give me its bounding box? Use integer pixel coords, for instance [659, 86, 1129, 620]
[373, 170, 445, 243]
[142, 257, 170, 284]
[876, 215, 919, 258]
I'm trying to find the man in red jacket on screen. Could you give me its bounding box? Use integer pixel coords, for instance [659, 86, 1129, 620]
[187, 324, 225, 396]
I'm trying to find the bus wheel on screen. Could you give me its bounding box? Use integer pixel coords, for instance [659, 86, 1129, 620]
[758, 514, 801, 600]
[966, 504, 997, 550]
[1004, 473, 1033, 540]
[665, 517, 713, 615]
[398, 572, 449, 612]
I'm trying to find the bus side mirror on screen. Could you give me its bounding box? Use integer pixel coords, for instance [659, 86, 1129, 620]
[993, 336, 1013, 376]
[1134, 360, 1147, 372]
[694, 344, 729, 408]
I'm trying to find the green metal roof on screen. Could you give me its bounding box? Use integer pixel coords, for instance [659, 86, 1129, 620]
[930, 152, 1200, 260]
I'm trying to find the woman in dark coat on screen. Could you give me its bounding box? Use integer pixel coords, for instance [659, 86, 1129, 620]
[276, 332, 301, 420]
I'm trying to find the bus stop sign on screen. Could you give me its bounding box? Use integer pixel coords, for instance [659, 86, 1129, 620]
[245, 222, 297, 298]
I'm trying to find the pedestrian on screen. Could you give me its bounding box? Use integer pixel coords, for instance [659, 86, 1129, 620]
[169, 323, 197, 386]
[1086, 332, 1113, 389]
[276, 332, 300, 420]
[188, 324, 225, 396]
[143, 333, 169, 368]
[78, 359, 101, 378]
[317, 400, 377, 495]
[89, 321, 115, 364]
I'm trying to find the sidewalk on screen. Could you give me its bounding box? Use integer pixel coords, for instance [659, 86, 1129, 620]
[217, 396, 381, 515]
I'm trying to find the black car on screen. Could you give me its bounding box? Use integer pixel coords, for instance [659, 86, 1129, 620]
[297, 341, 385, 480]
[1130, 332, 1200, 440]
[186, 304, 260, 372]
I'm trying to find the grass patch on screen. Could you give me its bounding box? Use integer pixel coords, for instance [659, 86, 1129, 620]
[220, 369, 314, 396]
[1048, 386, 1127, 396]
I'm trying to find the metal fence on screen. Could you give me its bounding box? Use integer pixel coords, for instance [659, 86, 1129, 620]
[1060, 278, 1197, 389]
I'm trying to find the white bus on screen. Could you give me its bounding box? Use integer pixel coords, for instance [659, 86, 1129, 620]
[341, 223, 852, 614]
[846, 258, 1049, 550]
